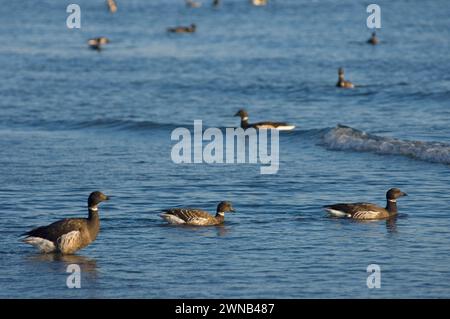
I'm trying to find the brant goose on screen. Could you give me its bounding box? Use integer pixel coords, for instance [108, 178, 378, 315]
[234, 109, 295, 131]
[251, 0, 267, 6]
[336, 68, 355, 88]
[167, 24, 197, 33]
[107, 0, 117, 13]
[324, 188, 407, 220]
[22, 191, 109, 254]
[88, 37, 109, 51]
[160, 201, 235, 226]
[368, 32, 379, 45]
[186, 0, 202, 8]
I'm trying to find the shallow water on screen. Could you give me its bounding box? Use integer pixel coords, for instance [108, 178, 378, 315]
[0, 0, 450, 298]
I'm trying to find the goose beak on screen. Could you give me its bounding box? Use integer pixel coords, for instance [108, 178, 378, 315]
[230, 208, 236, 212]
[234, 111, 241, 117]
[401, 192, 408, 197]
[104, 195, 110, 201]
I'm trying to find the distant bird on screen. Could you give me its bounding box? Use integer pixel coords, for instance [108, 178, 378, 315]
[88, 37, 110, 51]
[107, 0, 117, 13]
[234, 109, 296, 131]
[336, 68, 355, 88]
[160, 201, 235, 226]
[22, 191, 110, 254]
[367, 32, 379, 45]
[324, 188, 408, 220]
[251, 0, 267, 6]
[212, 0, 220, 7]
[186, 0, 202, 8]
[167, 24, 197, 33]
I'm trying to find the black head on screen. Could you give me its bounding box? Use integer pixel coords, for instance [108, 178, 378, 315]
[191, 24, 196, 30]
[372, 32, 377, 37]
[234, 109, 248, 119]
[386, 188, 407, 200]
[216, 201, 235, 213]
[338, 67, 344, 75]
[88, 191, 109, 208]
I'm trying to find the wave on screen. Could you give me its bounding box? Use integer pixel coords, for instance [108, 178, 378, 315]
[322, 125, 450, 165]
[3, 117, 179, 132]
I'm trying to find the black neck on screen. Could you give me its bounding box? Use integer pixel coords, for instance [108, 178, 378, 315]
[240, 119, 249, 129]
[215, 212, 225, 222]
[88, 207, 100, 220]
[386, 200, 398, 215]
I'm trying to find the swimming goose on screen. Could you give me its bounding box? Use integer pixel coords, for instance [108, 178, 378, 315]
[160, 201, 235, 226]
[186, 0, 202, 8]
[167, 24, 197, 33]
[336, 68, 355, 88]
[324, 188, 407, 220]
[88, 37, 109, 51]
[22, 191, 109, 254]
[234, 109, 295, 131]
[106, 0, 117, 13]
[368, 32, 379, 45]
[251, 0, 267, 6]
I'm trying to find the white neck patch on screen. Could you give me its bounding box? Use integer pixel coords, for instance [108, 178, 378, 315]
[89, 206, 98, 212]
[217, 212, 225, 216]
[242, 117, 248, 121]
[388, 199, 397, 203]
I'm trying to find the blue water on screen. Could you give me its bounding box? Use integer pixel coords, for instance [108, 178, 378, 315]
[1, 0, 450, 298]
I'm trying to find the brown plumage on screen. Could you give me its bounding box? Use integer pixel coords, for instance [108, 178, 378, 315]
[88, 37, 109, 51]
[336, 68, 355, 88]
[234, 109, 295, 130]
[368, 32, 379, 45]
[22, 191, 109, 254]
[107, 0, 117, 13]
[324, 188, 407, 220]
[161, 201, 235, 226]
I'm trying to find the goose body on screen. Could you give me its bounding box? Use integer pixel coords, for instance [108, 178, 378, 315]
[336, 67, 354, 88]
[186, 0, 202, 8]
[234, 109, 295, 131]
[167, 24, 196, 33]
[324, 188, 407, 220]
[368, 32, 379, 45]
[161, 201, 235, 226]
[107, 0, 117, 13]
[88, 37, 109, 51]
[22, 191, 109, 254]
[251, 0, 267, 6]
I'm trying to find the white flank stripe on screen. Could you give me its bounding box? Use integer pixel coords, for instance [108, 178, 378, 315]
[352, 211, 379, 220]
[324, 208, 351, 218]
[57, 231, 81, 254]
[160, 213, 186, 225]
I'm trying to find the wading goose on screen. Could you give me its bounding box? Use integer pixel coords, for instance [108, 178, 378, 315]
[324, 188, 407, 220]
[234, 109, 295, 131]
[336, 68, 355, 88]
[160, 201, 235, 226]
[88, 37, 109, 51]
[367, 32, 379, 45]
[167, 24, 197, 33]
[22, 191, 109, 254]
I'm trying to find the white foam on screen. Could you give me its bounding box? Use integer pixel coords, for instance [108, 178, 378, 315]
[322, 125, 450, 165]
